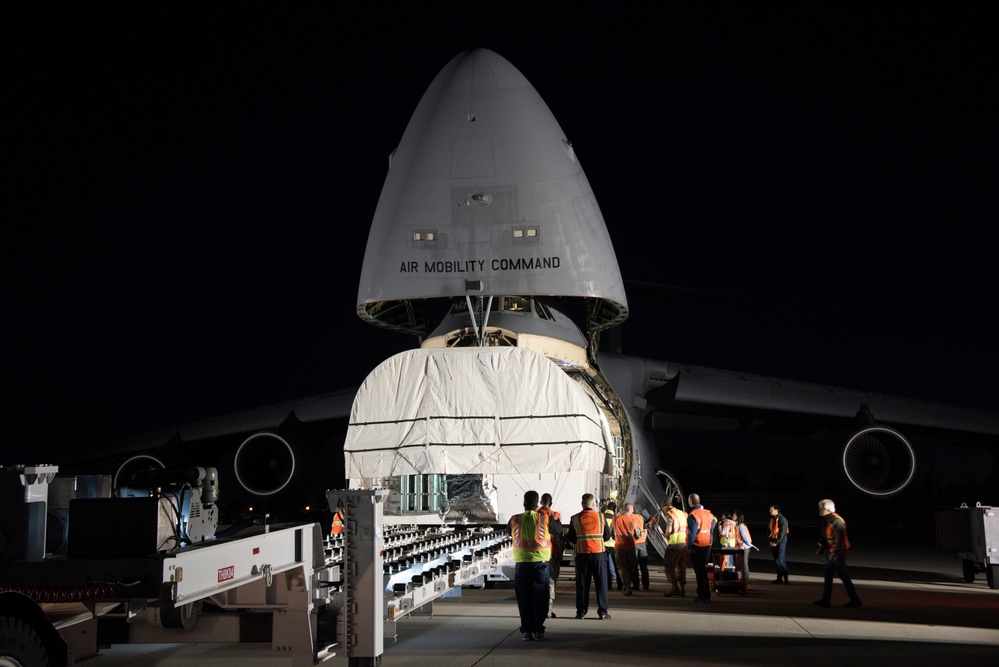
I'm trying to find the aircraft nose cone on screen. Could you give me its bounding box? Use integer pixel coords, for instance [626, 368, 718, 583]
[357, 49, 628, 334]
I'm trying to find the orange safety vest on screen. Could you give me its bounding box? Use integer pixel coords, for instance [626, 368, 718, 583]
[769, 515, 789, 539]
[538, 507, 562, 522]
[540, 506, 565, 553]
[571, 508, 606, 554]
[613, 513, 642, 549]
[330, 509, 345, 535]
[690, 508, 715, 547]
[823, 513, 851, 553]
[510, 510, 552, 563]
[635, 514, 647, 545]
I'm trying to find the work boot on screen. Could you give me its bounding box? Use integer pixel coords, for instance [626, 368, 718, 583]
[678, 583, 686, 598]
[664, 584, 680, 597]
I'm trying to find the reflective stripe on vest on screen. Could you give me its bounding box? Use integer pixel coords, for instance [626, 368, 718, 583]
[690, 508, 715, 547]
[510, 511, 552, 562]
[572, 509, 606, 554]
[330, 509, 344, 535]
[613, 513, 642, 549]
[667, 508, 688, 545]
[720, 519, 736, 547]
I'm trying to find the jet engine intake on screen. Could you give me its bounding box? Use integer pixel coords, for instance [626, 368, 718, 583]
[114, 454, 166, 496]
[234, 432, 296, 496]
[841, 425, 916, 497]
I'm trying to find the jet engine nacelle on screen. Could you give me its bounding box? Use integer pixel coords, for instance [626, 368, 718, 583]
[234, 431, 296, 496]
[841, 424, 916, 497]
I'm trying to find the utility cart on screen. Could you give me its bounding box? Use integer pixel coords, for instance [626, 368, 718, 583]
[934, 502, 999, 589]
[711, 547, 748, 595]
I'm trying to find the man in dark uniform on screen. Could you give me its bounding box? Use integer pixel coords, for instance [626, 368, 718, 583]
[686, 493, 717, 603]
[566, 493, 612, 620]
[768, 504, 789, 583]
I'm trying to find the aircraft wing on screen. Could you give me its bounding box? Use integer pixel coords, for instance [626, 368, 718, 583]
[50, 387, 359, 521]
[610, 354, 999, 498]
[645, 362, 999, 438]
[64, 387, 358, 462]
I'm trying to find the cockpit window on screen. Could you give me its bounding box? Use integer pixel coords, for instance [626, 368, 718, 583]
[450, 296, 556, 319]
[535, 301, 554, 321]
[451, 297, 501, 313]
[503, 296, 531, 313]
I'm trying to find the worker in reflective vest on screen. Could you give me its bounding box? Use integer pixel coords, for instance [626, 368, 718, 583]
[718, 513, 737, 570]
[567, 493, 611, 619]
[602, 502, 621, 590]
[768, 504, 789, 584]
[612, 504, 642, 595]
[509, 490, 553, 640]
[539, 493, 565, 617]
[686, 493, 717, 602]
[329, 509, 345, 535]
[649, 498, 689, 597]
[814, 498, 861, 608]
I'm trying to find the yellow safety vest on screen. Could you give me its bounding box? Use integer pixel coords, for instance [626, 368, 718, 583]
[603, 510, 616, 547]
[667, 508, 688, 545]
[510, 510, 552, 563]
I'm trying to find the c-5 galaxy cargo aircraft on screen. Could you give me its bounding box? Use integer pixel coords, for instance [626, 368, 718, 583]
[41, 50, 999, 554]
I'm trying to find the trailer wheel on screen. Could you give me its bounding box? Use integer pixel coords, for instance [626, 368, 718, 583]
[987, 565, 999, 590]
[0, 616, 50, 667]
[962, 558, 976, 583]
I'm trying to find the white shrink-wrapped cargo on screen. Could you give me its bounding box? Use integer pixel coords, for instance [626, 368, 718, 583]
[345, 347, 609, 481]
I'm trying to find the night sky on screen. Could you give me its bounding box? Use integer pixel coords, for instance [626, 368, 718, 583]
[7, 9, 997, 463]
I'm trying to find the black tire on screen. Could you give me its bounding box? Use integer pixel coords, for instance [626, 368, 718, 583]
[0, 615, 50, 667]
[987, 564, 999, 590]
[962, 558, 976, 583]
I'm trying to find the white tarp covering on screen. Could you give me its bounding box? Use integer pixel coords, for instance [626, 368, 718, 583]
[345, 347, 609, 479]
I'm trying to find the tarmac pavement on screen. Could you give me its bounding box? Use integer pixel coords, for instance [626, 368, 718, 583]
[86, 527, 999, 666]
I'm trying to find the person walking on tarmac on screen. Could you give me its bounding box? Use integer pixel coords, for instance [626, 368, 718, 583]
[538, 493, 565, 618]
[686, 493, 717, 603]
[509, 490, 555, 640]
[813, 499, 862, 609]
[768, 504, 789, 583]
[567, 493, 612, 620]
[612, 503, 642, 595]
[603, 502, 622, 591]
[649, 497, 688, 597]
